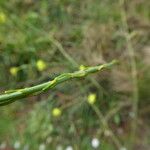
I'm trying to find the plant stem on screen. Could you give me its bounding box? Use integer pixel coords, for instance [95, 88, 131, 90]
[120, 0, 139, 146]
[92, 105, 122, 149]
[0, 60, 118, 106]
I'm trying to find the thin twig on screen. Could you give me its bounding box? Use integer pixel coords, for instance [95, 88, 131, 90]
[92, 105, 122, 149]
[120, 0, 139, 146]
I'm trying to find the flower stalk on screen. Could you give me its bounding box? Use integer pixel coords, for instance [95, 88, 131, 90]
[0, 60, 118, 106]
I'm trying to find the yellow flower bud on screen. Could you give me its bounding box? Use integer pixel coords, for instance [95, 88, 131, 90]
[0, 12, 6, 24]
[10, 67, 19, 76]
[79, 65, 86, 71]
[52, 108, 62, 117]
[36, 60, 47, 71]
[87, 93, 96, 105]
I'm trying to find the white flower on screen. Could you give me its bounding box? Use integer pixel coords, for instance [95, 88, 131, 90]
[0, 142, 6, 149]
[14, 141, 21, 149]
[65, 145, 73, 150]
[39, 144, 46, 150]
[91, 138, 100, 148]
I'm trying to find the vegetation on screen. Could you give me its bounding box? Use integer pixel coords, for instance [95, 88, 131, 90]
[0, 0, 149, 150]
[0, 60, 117, 106]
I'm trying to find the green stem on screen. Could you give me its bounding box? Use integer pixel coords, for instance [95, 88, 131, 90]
[0, 60, 118, 106]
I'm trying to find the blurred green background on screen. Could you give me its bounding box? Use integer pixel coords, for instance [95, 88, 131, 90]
[0, 0, 149, 150]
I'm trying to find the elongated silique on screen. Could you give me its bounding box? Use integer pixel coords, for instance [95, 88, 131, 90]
[0, 60, 118, 106]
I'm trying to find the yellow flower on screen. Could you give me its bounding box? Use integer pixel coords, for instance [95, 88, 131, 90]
[0, 12, 6, 24]
[36, 60, 47, 71]
[10, 67, 19, 76]
[79, 65, 86, 71]
[87, 93, 96, 105]
[52, 108, 62, 117]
